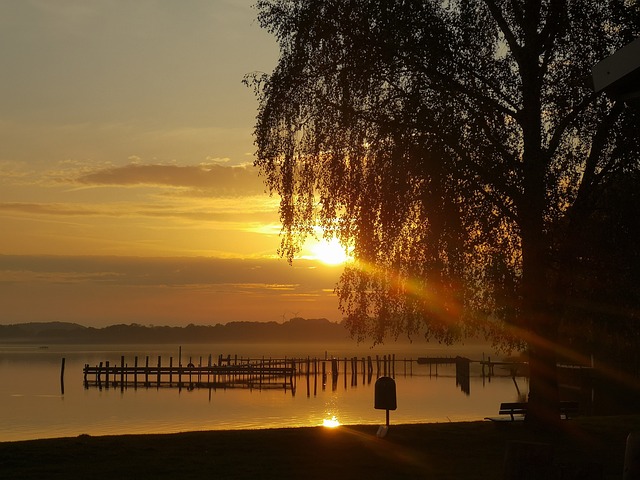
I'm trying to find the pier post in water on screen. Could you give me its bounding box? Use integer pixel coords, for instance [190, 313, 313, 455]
[120, 356, 125, 389]
[134, 356, 138, 389]
[60, 357, 65, 395]
[97, 361, 103, 387]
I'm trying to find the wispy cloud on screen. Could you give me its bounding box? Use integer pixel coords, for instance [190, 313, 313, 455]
[0, 202, 102, 216]
[0, 254, 339, 289]
[74, 163, 267, 197]
[0, 200, 277, 223]
[0, 255, 342, 325]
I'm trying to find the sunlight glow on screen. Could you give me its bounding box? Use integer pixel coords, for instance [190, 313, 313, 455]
[310, 238, 351, 265]
[322, 416, 341, 428]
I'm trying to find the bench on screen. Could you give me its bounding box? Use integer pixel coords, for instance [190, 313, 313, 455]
[486, 401, 579, 422]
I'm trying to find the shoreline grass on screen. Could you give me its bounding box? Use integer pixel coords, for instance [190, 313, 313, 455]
[1, 416, 639, 479]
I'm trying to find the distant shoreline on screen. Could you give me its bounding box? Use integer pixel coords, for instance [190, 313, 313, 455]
[0, 318, 356, 345]
[0, 318, 491, 348]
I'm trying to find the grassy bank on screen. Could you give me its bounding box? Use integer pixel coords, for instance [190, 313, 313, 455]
[2, 416, 639, 479]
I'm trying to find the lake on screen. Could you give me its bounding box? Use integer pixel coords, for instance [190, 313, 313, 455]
[0, 342, 525, 442]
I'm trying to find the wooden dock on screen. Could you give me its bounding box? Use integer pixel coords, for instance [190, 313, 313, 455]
[82, 351, 568, 397]
[82, 353, 408, 394]
[83, 356, 297, 391]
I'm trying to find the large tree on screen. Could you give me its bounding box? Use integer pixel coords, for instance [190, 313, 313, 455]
[248, 0, 640, 426]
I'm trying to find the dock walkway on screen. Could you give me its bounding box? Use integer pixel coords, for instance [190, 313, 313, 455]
[83, 356, 296, 391]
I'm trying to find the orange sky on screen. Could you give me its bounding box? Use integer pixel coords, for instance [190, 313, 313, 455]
[0, 1, 346, 327]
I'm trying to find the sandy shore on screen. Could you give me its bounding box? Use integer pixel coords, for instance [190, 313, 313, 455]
[1, 416, 639, 479]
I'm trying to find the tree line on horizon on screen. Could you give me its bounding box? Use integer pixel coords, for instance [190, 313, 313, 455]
[0, 318, 354, 344]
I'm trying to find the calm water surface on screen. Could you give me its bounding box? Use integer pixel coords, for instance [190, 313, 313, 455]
[0, 343, 525, 441]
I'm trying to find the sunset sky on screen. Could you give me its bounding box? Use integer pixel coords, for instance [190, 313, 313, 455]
[0, 1, 346, 327]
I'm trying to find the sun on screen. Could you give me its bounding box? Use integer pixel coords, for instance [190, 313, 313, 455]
[310, 238, 351, 265]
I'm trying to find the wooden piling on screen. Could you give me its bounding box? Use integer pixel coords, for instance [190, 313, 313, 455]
[157, 356, 161, 388]
[60, 357, 65, 395]
[120, 356, 125, 388]
[344, 357, 347, 389]
[392, 354, 395, 377]
[97, 361, 103, 386]
[322, 360, 326, 389]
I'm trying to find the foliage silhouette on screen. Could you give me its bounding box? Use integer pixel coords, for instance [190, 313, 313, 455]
[248, 0, 640, 427]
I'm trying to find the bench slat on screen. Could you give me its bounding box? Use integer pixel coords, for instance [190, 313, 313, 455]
[488, 401, 579, 422]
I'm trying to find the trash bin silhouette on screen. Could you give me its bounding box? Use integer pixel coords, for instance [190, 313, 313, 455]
[374, 376, 396, 437]
[375, 376, 397, 411]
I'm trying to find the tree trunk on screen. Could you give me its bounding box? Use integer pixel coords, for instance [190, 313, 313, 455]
[526, 321, 560, 429]
[520, 231, 561, 430]
[517, 32, 561, 429]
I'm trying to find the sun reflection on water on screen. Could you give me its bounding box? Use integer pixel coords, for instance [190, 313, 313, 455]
[322, 416, 340, 428]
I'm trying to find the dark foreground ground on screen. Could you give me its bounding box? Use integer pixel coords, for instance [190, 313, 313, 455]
[1, 416, 639, 479]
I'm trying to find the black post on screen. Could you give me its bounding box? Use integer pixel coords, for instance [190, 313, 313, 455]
[60, 357, 65, 395]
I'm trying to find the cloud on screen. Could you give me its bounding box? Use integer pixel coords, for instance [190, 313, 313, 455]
[0, 254, 341, 289]
[0, 201, 278, 225]
[0, 202, 100, 216]
[75, 163, 267, 197]
[0, 254, 343, 325]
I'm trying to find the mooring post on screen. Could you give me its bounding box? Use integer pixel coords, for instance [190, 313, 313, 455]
[392, 354, 396, 377]
[169, 357, 173, 386]
[134, 356, 138, 389]
[157, 356, 161, 388]
[322, 360, 326, 389]
[354, 357, 359, 386]
[60, 357, 65, 395]
[120, 356, 125, 389]
[290, 359, 296, 393]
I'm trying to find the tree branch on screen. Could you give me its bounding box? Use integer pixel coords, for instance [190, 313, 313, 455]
[573, 101, 625, 211]
[483, 0, 523, 63]
[546, 91, 599, 157]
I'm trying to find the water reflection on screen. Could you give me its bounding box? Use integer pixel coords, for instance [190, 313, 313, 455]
[1, 343, 532, 441]
[323, 416, 340, 428]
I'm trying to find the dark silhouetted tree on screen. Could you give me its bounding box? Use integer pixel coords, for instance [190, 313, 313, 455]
[248, 0, 640, 427]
